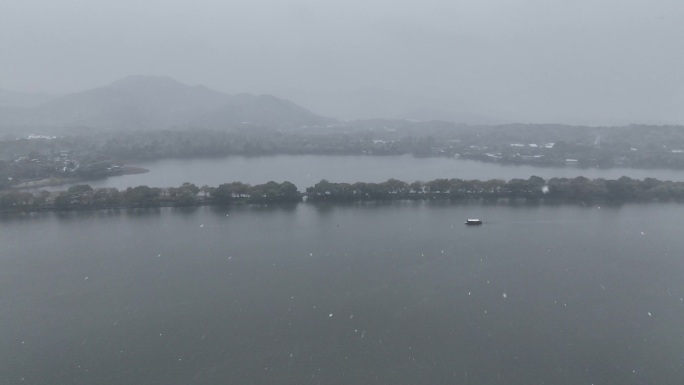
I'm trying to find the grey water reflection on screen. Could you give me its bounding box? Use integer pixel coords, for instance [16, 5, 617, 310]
[1, 203, 683, 384]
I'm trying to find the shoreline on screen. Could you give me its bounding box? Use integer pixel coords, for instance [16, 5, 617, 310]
[12, 166, 149, 190]
[0, 195, 676, 216]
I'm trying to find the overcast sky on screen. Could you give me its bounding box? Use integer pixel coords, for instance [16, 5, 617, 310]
[1, 0, 683, 124]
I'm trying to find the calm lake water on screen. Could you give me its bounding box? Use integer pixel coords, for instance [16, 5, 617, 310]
[57, 155, 684, 191]
[2, 202, 683, 384]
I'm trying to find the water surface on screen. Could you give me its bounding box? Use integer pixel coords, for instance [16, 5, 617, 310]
[1, 203, 683, 384]
[56, 155, 684, 190]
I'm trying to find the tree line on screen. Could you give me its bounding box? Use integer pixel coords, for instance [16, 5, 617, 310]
[0, 181, 300, 211]
[3, 176, 684, 212]
[305, 176, 684, 202]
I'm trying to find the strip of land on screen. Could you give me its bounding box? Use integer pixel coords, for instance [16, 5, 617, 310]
[2, 175, 683, 213]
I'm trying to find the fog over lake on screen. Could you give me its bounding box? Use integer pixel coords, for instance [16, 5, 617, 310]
[4, 1, 684, 384]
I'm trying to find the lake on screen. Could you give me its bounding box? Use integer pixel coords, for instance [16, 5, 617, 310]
[2, 202, 683, 384]
[55, 155, 684, 191]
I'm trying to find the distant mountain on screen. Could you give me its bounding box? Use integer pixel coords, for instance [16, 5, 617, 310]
[0, 75, 334, 132]
[0, 89, 56, 108]
[396, 107, 509, 125]
[193, 93, 334, 128]
[281, 87, 512, 124]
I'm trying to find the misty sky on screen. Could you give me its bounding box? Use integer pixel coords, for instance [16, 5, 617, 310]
[2, 0, 683, 124]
